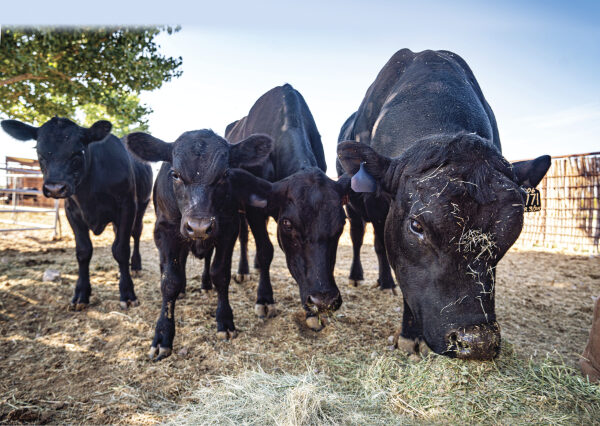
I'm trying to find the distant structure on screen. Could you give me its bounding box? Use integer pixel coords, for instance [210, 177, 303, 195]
[0, 156, 61, 238]
[515, 152, 600, 254]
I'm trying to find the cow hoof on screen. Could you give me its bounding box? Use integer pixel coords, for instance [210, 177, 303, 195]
[381, 287, 398, 296]
[119, 299, 140, 310]
[306, 315, 324, 331]
[131, 270, 142, 278]
[255, 303, 277, 318]
[69, 302, 89, 312]
[200, 287, 212, 294]
[395, 335, 418, 355]
[148, 346, 172, 361]
[233, 273, 251, 284]
[216, 330, 238, 341]
[418, 339, 433, 357]
[409, 354, 422, 362]
[349, 279, 364, 287]
[255, 304, 267, 318]
[178, 292, 186, 299]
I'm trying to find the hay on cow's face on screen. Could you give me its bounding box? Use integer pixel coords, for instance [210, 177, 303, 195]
[458, 229, 497, 260]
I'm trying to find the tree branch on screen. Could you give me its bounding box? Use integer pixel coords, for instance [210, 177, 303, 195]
[0, 73, 46, 87]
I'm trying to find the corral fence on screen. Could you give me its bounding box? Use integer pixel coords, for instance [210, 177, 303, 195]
[514, 151, 600, 254]
[0, 156, 62, 238]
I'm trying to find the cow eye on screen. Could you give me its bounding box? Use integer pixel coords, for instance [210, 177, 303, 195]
[70, 154, 83, 169]
[281, 218, 293, 232]
[409, 219, 424, 237]
[170, 170, 182, 183]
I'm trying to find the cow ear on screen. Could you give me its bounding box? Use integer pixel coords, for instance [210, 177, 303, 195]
[1, 120, 39, 141]
[265, 180, 289, 213]
[125, 132, 173, 163]
[227, 168, 273, 208]
[337, 141, 392, 193]
[229, 134, 273, 168]
[512, 155, 551, 187]
[84, 120, 112, 144]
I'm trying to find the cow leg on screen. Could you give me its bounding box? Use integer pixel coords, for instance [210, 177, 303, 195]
[149, 222, 189, 361]
[130, 200, 149, 276]
[201, 247, 213, 292]
[234, 214, 251, 283]
[347, 204, 365, 286]
[246, 210, 276, 318]
[211, 228, 238, 339]
[390, 299, 426, 355]
[113, 203, 138, 308]
[65, 206, 93, 310]
[253, 217, 268, 271]
[373, 221, 396, 293]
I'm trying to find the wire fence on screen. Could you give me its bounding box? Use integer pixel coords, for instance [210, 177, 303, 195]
[514, 152, 600, 254]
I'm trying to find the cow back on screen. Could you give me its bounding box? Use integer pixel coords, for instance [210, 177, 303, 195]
[344, 49, 501, 158]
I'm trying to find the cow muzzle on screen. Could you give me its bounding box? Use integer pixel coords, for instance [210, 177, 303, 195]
[306, 290, 342, 313]
[43, 181, 70, 198]
[445, 321, 501, 360]
[182, 216, 216, 240]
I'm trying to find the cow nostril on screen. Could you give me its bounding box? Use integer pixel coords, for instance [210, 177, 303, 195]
[449, 332, 458, 343]
[205, 223, 212, 235]
[185, 223, 194, 235]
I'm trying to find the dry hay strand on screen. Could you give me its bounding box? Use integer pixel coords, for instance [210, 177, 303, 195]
[167, 366, 375, 425]
[458, 228, 497, 260]
[166, 343, 600, 425]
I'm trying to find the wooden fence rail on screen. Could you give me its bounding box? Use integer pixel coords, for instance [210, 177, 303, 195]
[514, 152, 600, 254]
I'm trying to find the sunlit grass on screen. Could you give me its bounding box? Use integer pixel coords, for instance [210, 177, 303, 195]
[169, 343, 600, 425]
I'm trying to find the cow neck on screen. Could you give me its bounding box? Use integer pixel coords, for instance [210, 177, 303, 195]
[71, 144, 94, 205]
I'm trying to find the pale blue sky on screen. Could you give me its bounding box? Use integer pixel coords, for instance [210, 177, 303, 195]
[1, 1, 599, 174]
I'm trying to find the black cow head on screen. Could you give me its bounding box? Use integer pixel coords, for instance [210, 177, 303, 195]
[267, 169, 351, 328]
[338, 133, 551, 359]
[125, 130, 272, 241]
[1, 117, 112, 198]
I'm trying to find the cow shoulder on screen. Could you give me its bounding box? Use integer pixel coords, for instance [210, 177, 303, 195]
[89, 135, 135, 192]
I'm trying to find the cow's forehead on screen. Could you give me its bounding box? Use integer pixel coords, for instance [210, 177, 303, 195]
[280, 174, 345, 233]
[37, 118, 84, 153]
[283, 170, 340, 203]
[172, 131, 230, 183]
[404, 172, 523, 235]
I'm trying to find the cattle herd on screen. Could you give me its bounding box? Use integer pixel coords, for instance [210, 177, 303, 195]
[2, 49, 558, 364]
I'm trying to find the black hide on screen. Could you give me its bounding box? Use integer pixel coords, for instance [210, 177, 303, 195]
[336, 49, 551, 359]
[1, 117, 152, 309]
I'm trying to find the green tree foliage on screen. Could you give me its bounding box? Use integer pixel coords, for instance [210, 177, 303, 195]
[0, 26, 182, 135]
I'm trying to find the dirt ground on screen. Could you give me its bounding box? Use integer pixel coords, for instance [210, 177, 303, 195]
[0, 210, 598, 423]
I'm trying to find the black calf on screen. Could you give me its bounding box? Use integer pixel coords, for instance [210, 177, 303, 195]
[125, 129, 272, 360]
[1, 117, 152, 309]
